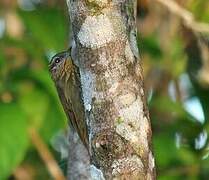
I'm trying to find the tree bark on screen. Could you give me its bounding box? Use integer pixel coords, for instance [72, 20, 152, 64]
[66, 0, 155, 179]
[67, 129, 91, 179]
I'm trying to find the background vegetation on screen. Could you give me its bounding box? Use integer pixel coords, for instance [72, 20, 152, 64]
[0, 0, 209, 179]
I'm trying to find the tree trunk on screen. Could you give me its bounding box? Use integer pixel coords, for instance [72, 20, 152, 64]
[67, 129, 91, 179]
[66, 0, 155, 179]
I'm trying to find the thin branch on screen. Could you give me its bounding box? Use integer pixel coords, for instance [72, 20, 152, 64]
[154, 0, 209, 34]
[28, 128, 66, 180]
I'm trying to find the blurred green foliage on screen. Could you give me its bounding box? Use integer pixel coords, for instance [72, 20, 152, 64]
[0, 104, 28, 179]
[0, 1, 68, 179]
[0, 0, 209, 179]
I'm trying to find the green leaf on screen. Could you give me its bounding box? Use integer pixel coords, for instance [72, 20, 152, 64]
[18, 8, 68, 51]
[169, 38, 187, 77]
[0, 103, 28, 179]
[2, 36, 44, 60]
[10, 67, 57, 99]
[150, 96, 187, 117]
[0, 52, 5, 68]
[158, 175, 183, 180]
[29, 70, 58, 98]
[188, 1, 209, 22]
[153, 133, 178, 168]
[138, 34, 163, 59]
[18, 83, 49, 127]
[40, 98, 67, 142]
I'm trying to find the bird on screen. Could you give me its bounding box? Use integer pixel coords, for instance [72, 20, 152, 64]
[49, 49, 88, 149]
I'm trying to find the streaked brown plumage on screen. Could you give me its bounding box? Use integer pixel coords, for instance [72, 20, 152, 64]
[49, 50, 88, 149]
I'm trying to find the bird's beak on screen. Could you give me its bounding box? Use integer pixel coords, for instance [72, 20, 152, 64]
[65, 49, 71, 58]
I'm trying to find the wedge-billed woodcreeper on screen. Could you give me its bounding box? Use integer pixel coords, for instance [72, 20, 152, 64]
[49, 49, 88, 149]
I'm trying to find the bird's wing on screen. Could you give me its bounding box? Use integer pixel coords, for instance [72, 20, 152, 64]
[55, 61, 88, 149]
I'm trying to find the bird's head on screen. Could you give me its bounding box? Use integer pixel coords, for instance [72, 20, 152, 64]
[49, 50, 71, 81]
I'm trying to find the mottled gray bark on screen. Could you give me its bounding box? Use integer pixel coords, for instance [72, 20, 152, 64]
[66, 0, 155, 179]
[67, 129, 90, 179]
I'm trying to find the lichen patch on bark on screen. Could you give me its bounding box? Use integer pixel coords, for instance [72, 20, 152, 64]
[87, 0, 109, 8]
[90, 165, 105, 180]
[116, 121, 139, 144]
[130, 29, 139, 58]
[79, 70, 95, 111]
[148, 151, 155, 171]
[98, 51, 109, 66]
[106, 11, 127, 40]
[78, 14, 116, 49]
[118, 98, 143, 122]
[115, 97, 150, 155]
[125, 40, 135, 63]
[111, 155, 144, 177]
[139, 117, 149, 153]
[118, 92, 137, 107]
[109, 82, 119, 94]
[140, 87, 144, 96]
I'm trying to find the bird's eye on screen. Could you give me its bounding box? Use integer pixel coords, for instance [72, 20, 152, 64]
[54, 57, 61, 63]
